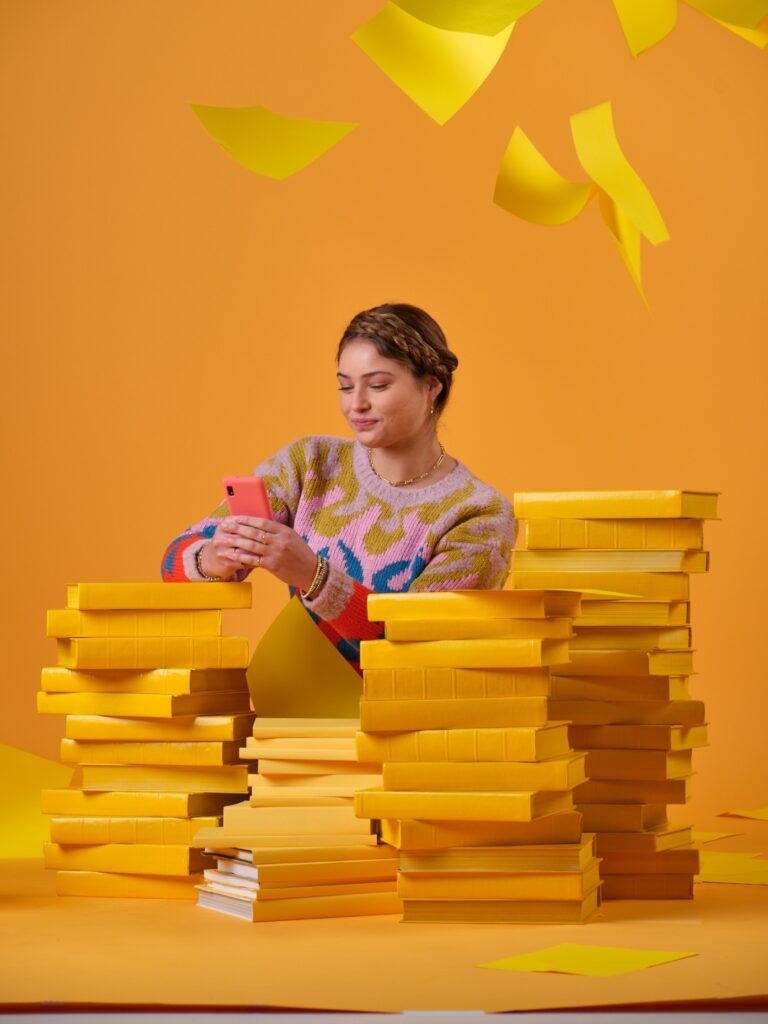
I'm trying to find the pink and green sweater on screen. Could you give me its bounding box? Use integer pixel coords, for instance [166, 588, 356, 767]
[161, 436, 515, 672]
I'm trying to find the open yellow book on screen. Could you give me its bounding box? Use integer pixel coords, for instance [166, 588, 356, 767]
[66, 582, 252, 609]
[512, 490, 719, 519]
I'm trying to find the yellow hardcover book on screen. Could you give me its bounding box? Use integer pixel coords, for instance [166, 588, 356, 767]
[550, 675, 690, 702]
[356, 723, 572, 764]
[574, 777, 692, 804]
[397, 860, 601, 901]
[382, 755, 587, 793]
[385, 618, 573, 642]
[551, 700, 705, 726]
[360, 638, 570, 670]
[41, 667, 248, 695]
[193, 826, 378, 849]
[240, 740, 358, 762]
[56, 636, 249, 670]
[40, 788, 239, 817]
[561, 649, 694, 676]
[205, 845, 396, 864]
[601, 874, 694, 899]
[250, 719, 359, 738]
[46, 609, 223, 638]
[583, 748, 693, 781]
[248, 792, 355, 807]
[523, 518, 705, 550]
[196, 885, 402, 921]
[225, 800, 372, 836]
[595, 824, 692, 854]
[55, 870, 201, 899]
[578, 804, 667, 833]
[512, 550, 709, 573]
[80, 764, 249, 794]
[401, 889, 601, 923]
[513, 490, 719, 519]
[251, 773, 383, 794]
[367, 590, 581, 622]
[65, 714, 255, 742]
[43, 842, 206, 875]
[37, 690, 252, 718]
[569, 626, 692, 651]
[359, 696, 549, 732]
[574, 601, 690, 627]
[363, 667, 550, 701]
[61, 738, 243, 767]
[217, 857, 399, 887]
[355, 788, 573, 823]
[599, 846, 700, 874]
[203, 872, 397, 901]
[49, 816, 218, 845]
[400, 836, 596, 873]
[244, 737, 356, 750]
[66, 582, 252, 610]
[256, 758, 382, 776]
[570, 724, 708, 751]
[509, 571, 689, 602]
[379, 813, 584, 850]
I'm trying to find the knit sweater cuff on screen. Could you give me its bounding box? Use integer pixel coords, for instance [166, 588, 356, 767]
[303, 559, 353, 622]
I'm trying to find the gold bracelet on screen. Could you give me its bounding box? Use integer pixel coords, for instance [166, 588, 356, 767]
[194, 543, 224, 582]
[303, 555, 329, 601]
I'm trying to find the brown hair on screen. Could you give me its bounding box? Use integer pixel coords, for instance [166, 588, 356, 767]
[337, 303, 459, 415]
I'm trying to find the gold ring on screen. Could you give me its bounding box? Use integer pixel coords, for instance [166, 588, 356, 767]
[256, 555, 261, 567]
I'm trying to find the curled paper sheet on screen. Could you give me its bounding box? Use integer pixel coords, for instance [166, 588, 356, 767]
[190, 104, 357, 180]
[390, 0, 541, 35]
[709, 14, 768, 46]
[0, 743, 73, 858]
[613, 0, 768, 54]
[494, 101, 668, 301]
[479, 943, 697, 977]
[352, 2, 514, 124]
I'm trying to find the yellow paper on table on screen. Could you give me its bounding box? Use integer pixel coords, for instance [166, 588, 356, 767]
[479, 943, 696, 977]
[191, 104, 357, 180]
[720, 806, 768, 821]
[0, 744, 73, 857]
[697, 851, 767, 879]
[698, 870, 768, 885]
[352, 3, 513, 125]
[391, 0, 539, 34]
[613, 0, 768, 54]
[691, 830, 742, 843]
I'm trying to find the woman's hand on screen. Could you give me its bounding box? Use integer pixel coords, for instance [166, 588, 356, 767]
[200, 516, 318, 590]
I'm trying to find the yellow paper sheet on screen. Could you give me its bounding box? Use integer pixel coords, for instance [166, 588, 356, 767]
[692, 830, 742, 843]
[697, 851, 767, 881]
[190, 105, 357, 180]
[0, 744, 72, 858]
[352, 3, 513, 124]
[685, 0, 768, 27]
[479, 943, 697, 977]
[391, 0, 540, 34]
[709, 14, 768, 46]
[720, 807, 768, 821]
[699, 870, 768, 885]
[612, 0, 677, 56]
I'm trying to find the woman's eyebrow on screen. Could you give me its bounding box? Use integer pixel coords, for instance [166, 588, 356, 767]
[336, 370, 396, 379]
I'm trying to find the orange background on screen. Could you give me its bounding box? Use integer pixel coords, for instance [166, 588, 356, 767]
[1, 0, 766, 821]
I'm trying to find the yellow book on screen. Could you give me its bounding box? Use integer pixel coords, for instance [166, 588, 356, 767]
[46, 609, 223, 638]
[380, 813, 583, 849]
[201, 845, 395, 864]
[401, 889, 601, 923]
[512, 490, 719, 519]
[359, 696, 549, 731]
[240, 739, 358, 762]
[203, 872, 397, 901]
[552, 700, 705, 726]
[61, 737, 243, 767]
[251, 773, 382, 795]
[248, 792, 354, 807]
[196, 885, 402, 921]
[509, 571, 689, 602]
[250, 719, 359, 738]
[578, 804, 667, 833]
[64, 714, 255, 741]
[570, 724, 708, 751]
[66, 581, 252, 610]
[601, 874, 693, 899]
[360, 638, 569, 670]
[385, 618, 573, 642]
[569, 626, 692, 651]
[363, 667, 550, 701]
[41, 667, 248, 695]
[550, 675, 690, 702]
[40, 788, 239, 817]
[400, 836, 595, 873]
[356, 723, 572, 764]
[599, 846, 700, 875]
[382, 755, 587, 793]
[43, 842, 206, 875]
[211, 856, 399, 887]
[37, 690, 252, 718]
[555, 650, 695, 676]
[513, 550, 709, 572]
[355, 788, 573, 822]
[367, 589, 581, 621]
[56, 871, 201, 899]
[595, 824, 692, 854]
[522, 518, 705, 550]
[226, 800, 372, 836]
[80, 764, 249, 794]
[193, 826, 378, 849]
[574, 777, 692, 804]
[256, 758, 382, 776]
[574, 601, 689, 627]
[49, 816, 218, 845]
[583, 748, 693, 781]
[56, 636, 249, 670]
[397, 860, 601, 901]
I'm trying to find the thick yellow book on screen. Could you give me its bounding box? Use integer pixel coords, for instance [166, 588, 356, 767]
[46, 609, 223, 638]
[569, 626, 692, 651]
[240, 739, 358, 762]
[385, 618, 573, 642]
[599, 846, 700, 875]
[601, 874, 693, 899]
[66, 582, 252, 610]
[363, 667, 550, 701]
[578, 803, 666, 833]
[399, 836, 595, 873]
[380, 813, 583, 850]
[193, 826, 378, 849]
[401, 889, 600, 923]
[43, 842, 206, 875]
[49, 816, 218, 845]
[56, 871, 201, 899]
[37, 690, 252, 718]
[509, 571, 689, 602]
[355, 788, 573, 822]
[199, 845, 395, 864]
[65, 714, 255, 742]
[250, 719, 359, 738]
[397, 860, 601, 901]
[550, 675, 690, 702]
[248, 792, 355, 807]
[196, 885, 402, 921]
[203, 872, 397, 901]
[61, 737, 244, 767]
[574, 601, 689, 627]
[40, 788, 239, 817]
[583, 748, 692, 781]
[549, 700, 705, 726]
[359, 696, 549, 732]
[522, 518, 705, 550]
[570, 723, 708, 751]
[512, 550, 709, 573]
[367, 590, 581, 622]
[552, 649, 693, 677]
[512, 490, 719, 519]
[56, 636, 249, 670]
[251, 773, 382, 795]
[356, 723, 572, 764]
[382, 755, 587, 793]
[595, 824, 692, 853]
[80, 764, 249, 794]
[257, 758, 382, 776]
[210, 856, 399, 887]
[574, 777, 692, 804]
[226, 800, 372, 836]
[41, 667, 248, 695]
[360, 638, 570, 670]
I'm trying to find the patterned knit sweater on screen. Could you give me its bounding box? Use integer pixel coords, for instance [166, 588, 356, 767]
[161, 436, 515, 671]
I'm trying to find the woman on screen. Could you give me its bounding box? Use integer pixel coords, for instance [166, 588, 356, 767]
[161, 303, 515, 673]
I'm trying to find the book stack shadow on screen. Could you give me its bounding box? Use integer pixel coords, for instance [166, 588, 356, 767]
[38, 582, 253, 898]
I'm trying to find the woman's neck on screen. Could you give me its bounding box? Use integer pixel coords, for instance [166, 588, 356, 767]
[367, 433, 452, 490]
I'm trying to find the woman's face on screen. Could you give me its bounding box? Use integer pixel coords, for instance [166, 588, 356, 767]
[337, 338, 440, 450]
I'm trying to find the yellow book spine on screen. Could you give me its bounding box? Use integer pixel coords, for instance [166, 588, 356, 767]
[46, 609, 223, 638]
[363, 667, 551, 701]
[205, 876, 398, 901]
[512, 550, 709, 572]
[241, 742, 357, 762]
[569, 723, 708, 750]
[252, 858, 399, 887]
[49, 816, 219, 844]
[66, 582, 252, 610]
[583, 749, 693, 780]
[56, 636, 249, 670]
[251, 773, 382, 793]
[574, 777, 692, 804]
[44, 842, 206, 875]
[360, 638, 569, 670]
[355, 788, 573, 822]
[37, 690, 251, 718]
[556, 649, 695, 676]
[61, 738, 243, 766]
[397, 862, 600, 901]
[385, 619, 573, 642]
[250, 719, 359, 738]
[224, 801, 372, 836]
[196, 886, 402, 920]
[64, 713, 255, 742]
[80, 764, 249, 794]
[256, 758, 381, 776]
[40, 667, 247, 695]
[41, 788, 238, 817]
[194, 827, 378, 849]
[512, 490, 719, 519]
[569, 626, 691, 651]
[509, 571, 689, 601]
[549, 700, 706, 726]
[359, 696, 549, 732]
[380, 812, 584, 850]
[523, 518, 704, 550]
[400, 837, 595, 873]
[573, 601, 690, 627]
[56, 871, 201, 899]
[382, 755, 587, 793]
[550, 676, 690, 702]
[355, 723, 571, 764]
[367, 590, 581, 622]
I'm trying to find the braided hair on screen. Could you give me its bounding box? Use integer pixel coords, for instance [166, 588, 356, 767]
[337, 303, 459, 415]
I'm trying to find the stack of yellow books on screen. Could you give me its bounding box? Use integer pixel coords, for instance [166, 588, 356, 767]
[38, 582, 253, 899]
[192, 718, 401, 921]
[354, 590, 601, 923]
[513, 489, 719, 899]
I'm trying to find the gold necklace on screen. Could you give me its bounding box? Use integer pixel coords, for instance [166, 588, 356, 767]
[368, 442, 446, 487]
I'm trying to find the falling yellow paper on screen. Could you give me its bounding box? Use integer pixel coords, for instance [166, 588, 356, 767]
[391, 0, 540, 34]
[691, 830, 742, 843]
[708, 14, 768, 46]
[352, 3, 514, 125]
[479, 943, 697, 977]
[685, 0, 768, 26]
[720, 806, 768, 821]
[190, 105, 357, 180]
[0, 743, 73, 858]
[612, 0, 678, 56]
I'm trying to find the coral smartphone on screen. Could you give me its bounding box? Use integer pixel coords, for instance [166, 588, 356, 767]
[223, 476, 272, 519]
